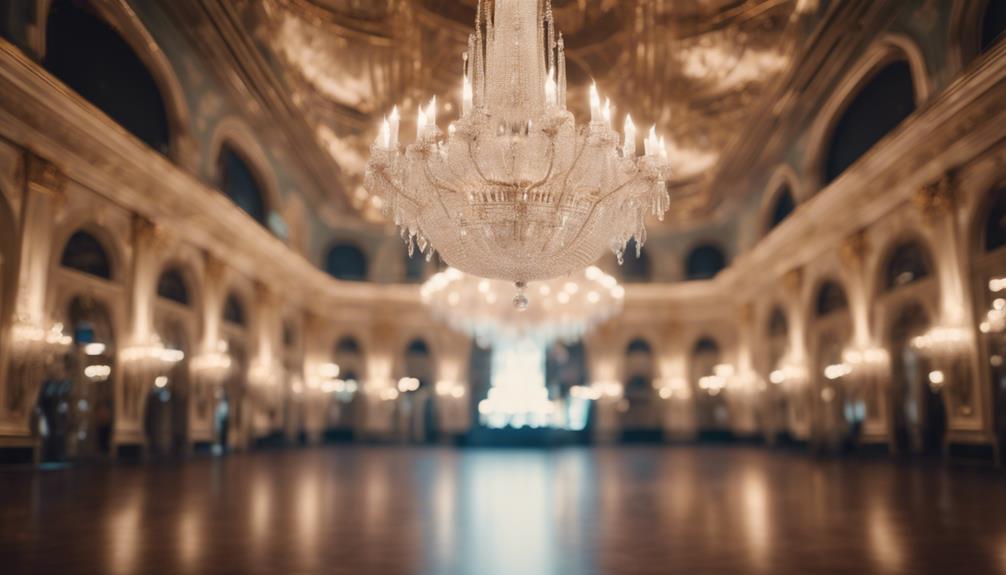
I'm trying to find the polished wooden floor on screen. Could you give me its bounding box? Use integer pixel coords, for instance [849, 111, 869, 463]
[1, 446, 1005, 575]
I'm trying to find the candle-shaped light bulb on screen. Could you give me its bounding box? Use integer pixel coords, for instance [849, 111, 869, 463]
[389, 106, 400, 147]
[590, 82, 601, 122]
[427, 96, 437, 128]
[417, 108, 428, 138]
[645, 125, 658, 156]
[659, 136, 669, 162]
[462, 76, 473, 115]
[623, 114, 636, 157]
[379, 117, 391, 148]
[545, 68, 557, 107]
[603, 98, 612, 127]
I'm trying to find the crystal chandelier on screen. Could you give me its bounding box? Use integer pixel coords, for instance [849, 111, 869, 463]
[365, 0, 672, 294]
[421, 265, 623, 345]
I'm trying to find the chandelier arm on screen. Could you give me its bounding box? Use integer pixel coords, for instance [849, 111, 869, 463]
[377, 166, 424, 209]
[465, 137, 528, 188]
[420, 160, 467, 225]
[553, 133, 593, 210]
[524, 139, 558, 193]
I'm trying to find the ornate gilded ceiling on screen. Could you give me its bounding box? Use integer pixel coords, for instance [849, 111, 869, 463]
[239, 0, 804, 222]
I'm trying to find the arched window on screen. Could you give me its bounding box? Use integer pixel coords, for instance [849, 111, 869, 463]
[403, 249, 428, 283]
[691, 337, 721, 378]
[625, 338, 654, 392]
[981, 1, 1006, 54]
[768, 307, 788, 339]
[815, 281, 848, 318]
[325, 243, 368, 281]
[60, 230, 112, 280]
[985, 186, 1006, 252]
[620, 238, 652, 282]
[824, 60, 916, 185]
[336, 336, 362, 355]
[404, 338, 434, 388]
[43, 0, 170, 155]
[883, 241, 932, 292]
[767, 185, 796, 233]
[222, 293, 246, 328]
[627, 338, 652, 356]
[335, 336, 364, 381]
[685, 244, 727, 281]
[546, 341, 587, 391]
[156, 268, 190, 306]
[218, 144, 268, 226]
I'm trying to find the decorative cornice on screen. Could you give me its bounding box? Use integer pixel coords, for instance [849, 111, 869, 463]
[840, 230, 870, 271]
[25, 152, 65, 198]
[913, 171, 957, 220]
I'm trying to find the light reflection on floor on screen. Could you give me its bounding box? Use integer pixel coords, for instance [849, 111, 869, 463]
[1, 446, 1006, 575]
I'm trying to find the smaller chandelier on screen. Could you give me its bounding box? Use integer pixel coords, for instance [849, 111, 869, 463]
[421, 265, 623, 345]
[366, 0, 672, 287]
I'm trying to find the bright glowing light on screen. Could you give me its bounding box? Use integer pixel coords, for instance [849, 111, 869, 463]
[823, 363, 851, 381]
[397, 377, 420, 393]
[481, 339, 557, 429]
[84, 364, 112, 381]
[154, 376, 169, 388]
[318, 363, 340, 378]
[84, 342, 106, 356]
[928, 370, 945, 389]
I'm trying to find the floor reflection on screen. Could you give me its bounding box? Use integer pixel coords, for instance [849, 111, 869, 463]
[1, 447, 1005, 574]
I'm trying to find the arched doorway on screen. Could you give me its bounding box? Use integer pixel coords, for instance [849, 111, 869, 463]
[810, 280, 855, 452]
[545, 341, 590, 431]
[398, 338, 436, 443]
[332, 335, 365, 441]
[217, 292, 249, 452]
[147, 267, 196, 456]
[875, 240, 942, 455]
[38, 295, 117, 462]
[143, 319, 189, 458]
[763, 307, 792, 443]
[622, 338, 659, 441]
[690, 337, 728, 439]
[887, 303, 943, 455]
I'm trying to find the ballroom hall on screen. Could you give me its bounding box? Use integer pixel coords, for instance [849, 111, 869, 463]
[1, 1, 1006, 574]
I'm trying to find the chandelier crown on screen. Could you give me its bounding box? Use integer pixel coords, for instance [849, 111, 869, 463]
[365, 0, 672, 285]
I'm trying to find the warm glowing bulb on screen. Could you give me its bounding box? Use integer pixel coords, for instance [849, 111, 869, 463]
[623, 115, 636, 157]
[589, 82, 601, 121]
[389, 106, 400, 147]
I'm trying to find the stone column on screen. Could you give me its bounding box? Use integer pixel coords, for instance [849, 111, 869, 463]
[0, 154, 64, 460]
[248, 281, 283, 441]
[187, 253, 227, 450]
[782, 267, 811, 441]
[731, 302, 762, 438]
[113, 216, 166, 456]
[358, 315, 397, 439]
[915, 173, 991, 447]
[584, 323, 622, 444]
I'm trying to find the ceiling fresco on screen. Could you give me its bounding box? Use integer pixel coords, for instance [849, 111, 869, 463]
[238, 0, 807, 222]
